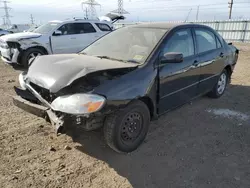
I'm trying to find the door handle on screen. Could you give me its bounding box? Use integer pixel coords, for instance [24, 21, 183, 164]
[220, 52, 224, 57]
[71, 37, 76, 39]
[192, 60, 199, 67]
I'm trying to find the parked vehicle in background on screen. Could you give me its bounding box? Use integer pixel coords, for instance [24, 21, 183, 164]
[13, 23, 239, 153]
[0, 18, 114, 67]
[7, 24, 31, 33]
[24, 25, 39, 32]
[0, 28, 10, 36]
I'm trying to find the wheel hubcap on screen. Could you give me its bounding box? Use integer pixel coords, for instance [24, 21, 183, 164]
[28, 52, 41, 65]
[121, 112, 143, 143]
[217, 73, 227, 95]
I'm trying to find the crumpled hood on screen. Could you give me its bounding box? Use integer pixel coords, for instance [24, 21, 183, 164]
[0, 32, 41, 42]
[26, 54, 138, 93]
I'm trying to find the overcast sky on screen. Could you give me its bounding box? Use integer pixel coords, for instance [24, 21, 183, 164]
[5, 0, 250, 24]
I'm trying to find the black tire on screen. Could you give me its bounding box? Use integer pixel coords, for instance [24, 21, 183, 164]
[104, 100, 150, 153]
[207, 69, 228, 98]
[21, 48, 45, 68]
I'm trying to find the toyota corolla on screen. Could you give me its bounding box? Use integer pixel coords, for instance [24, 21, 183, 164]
[13, 23, 238, 153]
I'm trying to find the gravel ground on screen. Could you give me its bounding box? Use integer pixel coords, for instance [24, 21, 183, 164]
[0, 43, 250, 188]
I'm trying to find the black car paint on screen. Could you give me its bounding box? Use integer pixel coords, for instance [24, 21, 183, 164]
[86, 24, 237, 118]
[14, 24, 238, 126]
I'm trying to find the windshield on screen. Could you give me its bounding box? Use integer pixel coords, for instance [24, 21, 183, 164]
[33, 22, 59, 34]
[82, 27, 167, 64]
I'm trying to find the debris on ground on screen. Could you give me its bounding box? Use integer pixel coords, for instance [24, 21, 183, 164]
[64, 145, 71, 150]
[7, 79, 15, 83]
[49, 146, 56, 152]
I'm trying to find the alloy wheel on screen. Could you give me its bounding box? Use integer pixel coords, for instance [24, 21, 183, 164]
[28, 52, 41, 65]
[217, 73, 227, 95]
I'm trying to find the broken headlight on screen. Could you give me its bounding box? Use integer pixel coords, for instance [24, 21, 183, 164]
[19, 72, 27, 89]
[51, 94, 106, 115]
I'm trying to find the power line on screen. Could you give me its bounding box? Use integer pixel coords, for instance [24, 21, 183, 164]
[0, 0, 12, 28]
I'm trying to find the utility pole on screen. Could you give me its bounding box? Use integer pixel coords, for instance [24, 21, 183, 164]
[111, 0, 129, 16]
[2, 17, 5, 25]
[185, 8, 192, 22]
[228, 0, 233, 19]
[81, 0, 100, 19]
[196, 5, 199, 20]
[84, 7, 88, 19]
[118, 0, 123, 15]
[0, 1, 12, 28]
[30, 14, 34, 25]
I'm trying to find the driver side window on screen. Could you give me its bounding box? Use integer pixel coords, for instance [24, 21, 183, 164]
[163, 29, 194, 58]
[57, 23, 75, 35]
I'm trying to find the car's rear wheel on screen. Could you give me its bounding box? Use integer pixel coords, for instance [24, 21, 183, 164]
[21, 48, 45, 68]
[104, 100, 150, 153]
[208, 69, 228, 98]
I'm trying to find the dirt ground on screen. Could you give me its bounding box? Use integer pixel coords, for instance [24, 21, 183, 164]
[0, 43, 250, 188]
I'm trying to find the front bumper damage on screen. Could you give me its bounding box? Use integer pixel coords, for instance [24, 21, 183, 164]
[0, 47, 20, 64]
[13, 85, 105, 133]
[13, 95, 65, 133]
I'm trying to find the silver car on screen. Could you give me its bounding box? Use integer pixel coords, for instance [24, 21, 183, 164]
[0, 28, 10, 36]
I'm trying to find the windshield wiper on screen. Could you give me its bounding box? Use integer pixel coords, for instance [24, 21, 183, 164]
[127, 59, 140, 64]
[96, 55, 110, 59]
[95, 56, 140, 64]
[95, 55, 126, 62]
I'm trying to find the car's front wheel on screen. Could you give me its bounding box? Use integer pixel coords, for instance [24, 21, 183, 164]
[21, 48, 45, 68]
[208, 69, 228, 98]
[104, 100, 150, 153]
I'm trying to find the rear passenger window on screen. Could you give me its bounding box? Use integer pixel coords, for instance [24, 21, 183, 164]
[95, 23, 112, 31]
[195, 29, 217, 53]
[74, 23, 96, 34]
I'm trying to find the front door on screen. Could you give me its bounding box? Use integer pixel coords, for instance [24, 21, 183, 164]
[158, 28, 200, 114]
[51, 23, 79, 54]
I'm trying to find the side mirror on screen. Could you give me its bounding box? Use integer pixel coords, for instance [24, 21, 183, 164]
[53, 30, 62, 36]
[228, 42, 232, 45]
[160, 52, 183, 64]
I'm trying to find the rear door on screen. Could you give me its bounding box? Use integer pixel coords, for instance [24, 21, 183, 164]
[73, 23, 101, 52]
[194, 28, 226, 94]
[158, 28, 200, 114]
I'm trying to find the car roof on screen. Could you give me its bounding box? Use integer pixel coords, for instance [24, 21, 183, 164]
[49, 19, 112, 25]
[131, 22, 210, 30]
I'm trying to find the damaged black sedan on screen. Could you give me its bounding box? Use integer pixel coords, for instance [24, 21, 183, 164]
[13, 23, 238, 153]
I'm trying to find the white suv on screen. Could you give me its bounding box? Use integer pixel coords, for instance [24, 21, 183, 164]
[0, 19, 113, 67]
